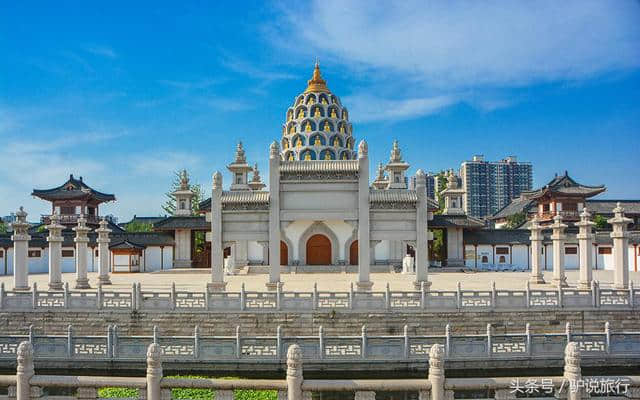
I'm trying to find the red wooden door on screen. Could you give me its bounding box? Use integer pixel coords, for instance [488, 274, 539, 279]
[349, 240, 358, 265]
[306, 234, 331, 265]
[280, 241, 288, 266]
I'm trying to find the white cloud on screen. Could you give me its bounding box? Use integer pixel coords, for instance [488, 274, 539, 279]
[276, 0, 640, 88]
[84, 45, 118, 59]
[343, 94, 458, 122]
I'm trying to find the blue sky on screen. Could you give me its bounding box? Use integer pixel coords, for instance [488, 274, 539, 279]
[1, 1, 639, 221]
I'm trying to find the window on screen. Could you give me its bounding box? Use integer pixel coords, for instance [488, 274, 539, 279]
[28, 250, 41, 258]
[481, 255, 489, 263]
[563, 202, 577, 211]
[60, 206, 75, 215]
[0, 250, 3, 258]
[498, 255, 506, 263]
[565, 247, 577, 255]
[95, 250, 99, 257]
[235, 173, 243, 184]
[87, 207, 95, 216]
[598, 247, 612, 255]
[61, 250, 74, 258]
[179, 200, 186, 210]
[495, 247, 509, 255]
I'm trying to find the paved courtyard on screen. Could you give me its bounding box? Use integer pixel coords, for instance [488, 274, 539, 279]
[0, 268, 637, 292]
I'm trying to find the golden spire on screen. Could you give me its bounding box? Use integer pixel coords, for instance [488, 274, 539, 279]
[304, 60, 330, 93]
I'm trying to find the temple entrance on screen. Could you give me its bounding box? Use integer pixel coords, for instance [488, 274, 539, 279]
[306, 234, 331, 265]
[349, 241, 358, 265]
[280, 241, 288, 266]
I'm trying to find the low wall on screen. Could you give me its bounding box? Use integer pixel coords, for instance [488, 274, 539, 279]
[1, 309, 638, 337]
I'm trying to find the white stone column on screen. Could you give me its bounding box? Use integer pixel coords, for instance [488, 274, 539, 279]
[267, 141, 282, 291]
[357, 140, 373, 291]
[173, 228, 192, 268]
[576, 208, 595, 290]
[286, 344, 303, 400]
[73, 215, 91, 289]
[608, 202, 632, 289]
[446, 227, 464, 267]
[563, 342, 582, 400]
[16, 341, 34, 400]
[11, 207, 31, 291]
[529, 214, 545, 284]
[209, 171, 227, 291]
[551, 214, 568, 287]
[46, 213, 64, 290]
[428, 344, 445, 400]
[146, 343, 162, 400]
[415, 170, 430, 289]
[96, 218, 112, 285]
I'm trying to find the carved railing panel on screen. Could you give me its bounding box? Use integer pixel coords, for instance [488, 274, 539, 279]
[3, 292, 31, 310]
[240, 338, 278, 358]
[460, 291, 492, 309]
[571, 334, 606, 354]
[491, 335, 527, 356]
[140, 292, 172, 310]
[32, 336, 68, 358]
[280, 292, 314, 311]
[389, 292, 421, 309]
[281, 338, 320, 360]
[198, 338, 236, 359]
[352, 292, 385, 310]
[174, 292, 206, 310]
[68, 292, 98, 309]
[529, 334, 565, 357]
[115, 337, 153, 360]
[0, 336, 26, 358]
[35, 292, 65, 308]
[494, 290, 527, 308]
[562, 290, 593, 308]
[208, 292, 241, 310]
[158, 337, 195, 359]
[365, 337, 404, 359]
[599, 290, 630, 307]
[609, 333, 640, 355]
[73, 337, 109, 358]
[528, 290, 559, 308]
[407, 337, 445, 358]
[101, 291, 132, 309]
[448, 337, 487, 359]
[244, 292, 277, 310]
[316, 292, 350, 309]
[323, 338, 362, 358]
[425, 291, 457, 310]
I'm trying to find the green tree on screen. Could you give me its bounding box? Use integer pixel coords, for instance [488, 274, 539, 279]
[505, 212, 527, 229]
[0, 221, 7, 234]
[124, 221, 153, 232]
[435, 170, 448, 213]
[431, 229, 444, 261]
[593, 214, 607, 230]
[162, 170, 203, 215]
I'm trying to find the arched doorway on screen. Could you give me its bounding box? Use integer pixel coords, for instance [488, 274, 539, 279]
[280, 241, 288, 266]
[306, 234, 331, 265]
[349, 240, 358, 265]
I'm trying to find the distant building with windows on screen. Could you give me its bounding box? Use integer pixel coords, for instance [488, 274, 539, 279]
[460, 155, 533, 218]
[409, 172, 440, 201]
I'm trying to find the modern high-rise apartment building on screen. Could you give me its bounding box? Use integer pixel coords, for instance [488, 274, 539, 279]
[409, 172, 440, 201]
[460, 155, 533, 218]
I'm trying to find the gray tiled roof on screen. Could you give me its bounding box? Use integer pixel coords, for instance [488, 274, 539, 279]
[431, 214, 485, 228]
[586, 200, 640, 215]
[0, 231, 174, 248]
[464, 229, 640, 245]
[153, 216, 208, 230]
[32, 174, 115, 203]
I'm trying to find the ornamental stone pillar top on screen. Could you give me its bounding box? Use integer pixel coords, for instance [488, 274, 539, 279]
[550, 214, 567, 239]
[73, 215, 91, 243]
[46, 213, 64, 242]
[357, 139, 368, 158]
[11, 207, 30, 238]
[608, 202, 632, 237]
[96, 218, 112, 242]
[576, 207, 595, 239]
[529, 214, 543, 240]
[270, 141, 280, 159]
[213, 171, 223, 190]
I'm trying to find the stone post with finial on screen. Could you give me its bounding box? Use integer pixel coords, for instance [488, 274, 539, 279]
[96, 218, 112, 285]
[146, 342, 162, 400]
[528, 214, 545, 284]
[16, 341, 34, 400]
[563, 342, 582, 400]
[267, 141, 283, 291]
[11, 207, 31, 291]
[287, 344, 303, 400]
[576, 208, 595, 290]
[551, 214, 568, 287]
[608, 202, 632, 289]
[356, 139, 373, 291]
[209, 171, 227, 292]
[429, 344, 446, 400]
[414, 169, 431, 290]
[73, 215, 91, 289]
[46, 213, 64, 290]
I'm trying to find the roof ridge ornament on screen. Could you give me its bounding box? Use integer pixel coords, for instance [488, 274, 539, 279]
[304, 60, 330, 93]
[389, 140, 403, 163]
[234, 141, 247, 164]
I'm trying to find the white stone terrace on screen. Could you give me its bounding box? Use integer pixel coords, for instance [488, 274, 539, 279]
[0, 269, 637, 292]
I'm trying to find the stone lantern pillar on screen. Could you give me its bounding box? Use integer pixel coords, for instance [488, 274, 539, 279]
[46, 213, 64, 290]
[576, 208, 595, 290]
[73, 215, 91, 289]
[96, 218, 112, 285]
[528, 214, 545, 284]
[414, 169, 431, 290]
[356, 140, 373, 291]
[11, 207, 31, 291]
[209, 171, 227, 292]
[267, 141, 283, 291]
[608, 202, 632, 289]
[550, 214, 568, 287]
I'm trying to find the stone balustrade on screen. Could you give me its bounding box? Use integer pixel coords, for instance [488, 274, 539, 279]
[0, 321, 638, 366]
[0, 280, 637, 313]
[2, 340, 640, 400]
